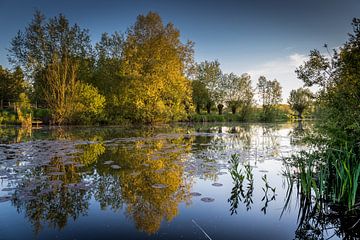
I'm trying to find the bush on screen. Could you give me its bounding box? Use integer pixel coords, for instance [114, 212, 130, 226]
[33, 108, 51, 124]
[69, 83, 106, 125]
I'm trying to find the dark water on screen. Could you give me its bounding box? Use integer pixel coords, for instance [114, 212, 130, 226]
[0, 123, 345, 239]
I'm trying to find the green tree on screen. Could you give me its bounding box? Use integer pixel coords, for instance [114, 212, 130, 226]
[70, 83, 106, 124]
[257, 76, 282, 121]
[118, 12, 194, 123]
[42, 55, 78, 124]
[196, 60, 225, 114]
[191, 80, 211, 114]
[296, 18, 360, 144]
[8, 11, 93, 104]
[0, 66, 27, 108]
[288, 88, 313, 119]
[224, 73, 253, 118]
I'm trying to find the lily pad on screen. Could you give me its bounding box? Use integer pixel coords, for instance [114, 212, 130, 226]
[110, 165, 121, 170]
[212, 183, 223, 187]
[0, 196, 12, 203]
[201, 197, 215, 202]
[1, 187, 16, 191]
[151, 183, 167, 189]
[190, 192, 202, 197]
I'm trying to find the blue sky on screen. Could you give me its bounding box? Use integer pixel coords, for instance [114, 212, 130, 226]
[0, 0, 359, 99]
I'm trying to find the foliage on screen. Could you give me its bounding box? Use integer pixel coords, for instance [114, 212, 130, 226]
[224, 73, 254, 119]
[70, 83, 106, 125]
[288, 88, 313, 119]
[16, 93, 32, 127]
[42, 55, 78, 124]
[286, 144, 360, 209]
[117, 12, 194, 123]
[191, 80, 211, 114]
[257, 76, 282, 121]
[0, 66, 27, 107]
[296, 18, 360, 147]
[8, 11, 93, 103]
[195, 60, 225, 114]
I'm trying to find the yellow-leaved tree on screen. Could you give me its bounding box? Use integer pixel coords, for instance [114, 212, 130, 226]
[119, 12, 194, 123]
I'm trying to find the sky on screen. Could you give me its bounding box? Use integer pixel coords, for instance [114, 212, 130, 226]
[0, 0, 359, 100]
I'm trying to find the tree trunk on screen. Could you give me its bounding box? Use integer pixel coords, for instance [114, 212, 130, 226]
[217, 104, 224, 115]
[196, 105, 200, 114]
[231, 105, 236, 114]
[298, 110, 303, 119]
[206, 102, 211, 114]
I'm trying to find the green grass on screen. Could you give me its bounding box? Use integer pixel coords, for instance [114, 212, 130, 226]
[286, 144, 360, 210]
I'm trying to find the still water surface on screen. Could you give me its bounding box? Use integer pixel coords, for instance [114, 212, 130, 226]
[0, 123, 342, 239]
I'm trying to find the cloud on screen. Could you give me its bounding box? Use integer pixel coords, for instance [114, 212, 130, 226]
[247, 53, 308, 103]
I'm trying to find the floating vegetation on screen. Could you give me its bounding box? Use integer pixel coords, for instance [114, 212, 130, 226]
[201, 197, 215, 203]
[0, 196, 12, 202]
[151, 183, 167, 189]
[212, 183, 223, 187]
[110, 165, 121, 170]
[190, 192, 202, 197]
[103, 161, 114, 165]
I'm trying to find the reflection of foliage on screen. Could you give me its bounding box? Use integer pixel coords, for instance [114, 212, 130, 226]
[228, 154, 254, 214]
[289, 121, 314, 146]
[260, 175, 276, 215]
[94, 136, 193, 234]
[76, 143, 105, 166]
[12, 156, 92, 234]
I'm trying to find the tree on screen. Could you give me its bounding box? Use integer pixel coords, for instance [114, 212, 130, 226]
[8, 11, 93, 103]
[191, 80, 210, 114]
[118, 12, 194, 123]
[296, 18, 360, 144]
[42, 55, 78, 124]
[0, 66, 27, 108]
[257, 76, 282, 121]
[224, 73, 253, 118]
[70, 83, 106, 124]
[288, 88, 313, 119]
[196, 60, 225, 114]
[43, 55, 105, 125]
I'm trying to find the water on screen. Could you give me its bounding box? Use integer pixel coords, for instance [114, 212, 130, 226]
[0, 123, 347, 239]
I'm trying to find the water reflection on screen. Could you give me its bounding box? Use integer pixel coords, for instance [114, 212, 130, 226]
[0, 122, 356, 239]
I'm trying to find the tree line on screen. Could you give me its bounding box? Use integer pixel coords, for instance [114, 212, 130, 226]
[0, 11, 314, 125]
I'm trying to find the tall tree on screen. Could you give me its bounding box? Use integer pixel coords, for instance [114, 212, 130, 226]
[257, 76, 282, 121]
[0, 66, 27, 108]
[119, 12, 194, 123]
[191, 80, 210, 114]
[8, 11, 94, 103]
[196, 60, 225, 114]
[224, 73, 253, 117]
[288, 88, 313, 119]
[296, 18, 360, 144]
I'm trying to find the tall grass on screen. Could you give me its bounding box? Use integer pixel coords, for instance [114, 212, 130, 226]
[286, 144, 360, 210]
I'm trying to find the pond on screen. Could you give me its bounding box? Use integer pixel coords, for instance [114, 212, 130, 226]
[0, 123, 353, 239]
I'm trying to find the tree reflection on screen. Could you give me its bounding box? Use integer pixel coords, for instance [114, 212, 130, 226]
[10, 140, 105, 234]
[94, 135, 193, 234]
